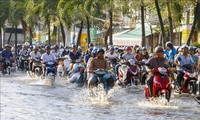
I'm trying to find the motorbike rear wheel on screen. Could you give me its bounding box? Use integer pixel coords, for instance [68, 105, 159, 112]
[188, 81, 196, 94]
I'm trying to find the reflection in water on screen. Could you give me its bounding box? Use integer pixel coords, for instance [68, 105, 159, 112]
[0, 71, 200, 120]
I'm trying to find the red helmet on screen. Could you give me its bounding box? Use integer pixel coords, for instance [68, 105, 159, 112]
[125, 46, 132, 51]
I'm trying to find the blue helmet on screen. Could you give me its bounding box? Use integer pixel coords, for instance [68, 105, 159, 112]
[91, 48, 98, 56]
[109, 46, 115, 51]
[189, 46, 194, 51]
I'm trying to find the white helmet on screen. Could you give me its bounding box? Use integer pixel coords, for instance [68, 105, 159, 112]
[181, 44, 189, 49]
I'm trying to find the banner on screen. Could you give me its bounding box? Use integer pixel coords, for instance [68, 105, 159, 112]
[90, 27, 97, 42]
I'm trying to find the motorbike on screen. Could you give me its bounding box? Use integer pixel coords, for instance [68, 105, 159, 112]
[33, 58, 42, 77]
[93, 69, 111, 92]
[20, 54, 29, 71]
[68, 59, 85, 86]
[139, 59, 148, 85]
[43, 61, 56, 85]
[175, 64, 198, 94]
[144, 67, 172, 102]
[4, 59, 12, 75]
[117, 58, 140, 87]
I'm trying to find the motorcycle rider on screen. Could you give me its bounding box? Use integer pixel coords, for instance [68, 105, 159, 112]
[188, 46, 199, 66]
[146, 46, 170, 97]
[68, 44, 82, 72]
[84, 48, 93, 65]
[1, 44, 13, 74]
[41, 45, 57, 77]
[18, 45, 29, 69]
[165, 41, 177, 63]
[51, 45, 60, 58]
[105, 46, 118, 60]
[29, 46, 41, 72]
[175, 44, 194, 92]
[88, 48, 115, 89]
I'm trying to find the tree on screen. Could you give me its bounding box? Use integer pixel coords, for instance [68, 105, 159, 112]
[187, 2, 200, 45]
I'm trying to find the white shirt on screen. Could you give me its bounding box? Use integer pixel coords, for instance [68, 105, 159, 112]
[29, 51, 41, 60]
[105, 52, 118, 59]
[51, 50, 60, 58]
[41, 53, 56, 62]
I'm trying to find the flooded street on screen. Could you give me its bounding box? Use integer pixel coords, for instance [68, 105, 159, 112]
[1, 71, 200, 120]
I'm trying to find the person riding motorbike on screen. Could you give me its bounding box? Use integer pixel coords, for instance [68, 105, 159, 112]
[18, 45, 29, 69]
[146, 46, 170, 97]
[41, 45, 57, 77]
[51, 45, 60, 58]
[1, 44, 13, 74]
[88, 48, 115, 89]
[29, 46, 41, 73]
[115, 46, 137, 79]
[68, 44, 82, 72]
[105, 46, 118, 60]
[84, 48, 93, 65]
[165, 41, 177, 63]
[188, 46, 199, 67]
[175, 44, 194, 92]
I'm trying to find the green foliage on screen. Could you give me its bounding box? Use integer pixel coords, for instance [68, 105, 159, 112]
[192, 42, 200, 48]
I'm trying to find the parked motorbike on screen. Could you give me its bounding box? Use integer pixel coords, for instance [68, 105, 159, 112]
[118, 58, 140, 87]
[68, 59, 85, 86]
[175, 64, 198, 94]
[144, 67, 172, 102]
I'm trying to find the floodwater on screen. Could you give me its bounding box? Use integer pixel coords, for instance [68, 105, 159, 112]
[0, 71, 200, 120]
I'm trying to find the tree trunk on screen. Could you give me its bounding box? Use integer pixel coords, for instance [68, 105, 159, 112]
[7, 27, 14, 44]
[15, 25, 18, 56]
[141, 0, 145, 47]
[109, 9, 113, 45]
[167, 0, 173, 42]
[155, 0, 166, 45]
[76, 20, 83, 47]
[47, 20, 51, 45]
[186, 2, 200, 45]
[29, 27, 33, 45]
[60, 21, 66, 46]
[86, 16, 91, 46]
[104, 26, 111, 50]
[0, 28, 2, 47]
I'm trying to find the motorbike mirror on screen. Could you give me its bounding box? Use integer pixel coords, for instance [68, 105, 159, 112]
[120, 56, 124, 59]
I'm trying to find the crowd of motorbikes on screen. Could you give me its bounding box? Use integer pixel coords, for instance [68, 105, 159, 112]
[0, 46, 200, 103]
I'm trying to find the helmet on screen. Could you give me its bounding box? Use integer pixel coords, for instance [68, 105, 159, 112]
[154, 46, 164, 53]
[142, 47, 147, 51]
[181, 44, 189, 49]
[89, 43, 94, 47]
[189, 46, 194, 51]
[178, 47, 182, 52]
[45, 45, 51, 50]
[165, 41, 172, 47]
[4, 44, 10, 48]
[91, 48, 98, 56]
[97, 48, 105, 54]
[71, 44, 76, 48]
[60, 45, 64, 49]
[33, 45, 38, 50]
[109, 46, 115, 51]
[125, 46, 132, 51]
[88, 47, 93, 52]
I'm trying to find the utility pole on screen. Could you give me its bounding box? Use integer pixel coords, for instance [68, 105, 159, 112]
[141, 0, 145, 47]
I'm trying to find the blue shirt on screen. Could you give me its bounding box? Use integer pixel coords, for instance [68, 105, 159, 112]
[175, 53, 194, 71]
[2, 50, 13, 60]
[84, 54, 90, 63]
[168, 47, 177, 62]
[191, 55, 198, 64]
[69, 51, 81, 61]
